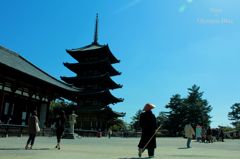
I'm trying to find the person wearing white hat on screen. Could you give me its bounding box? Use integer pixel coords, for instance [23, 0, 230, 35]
[138, 103, 157, 158]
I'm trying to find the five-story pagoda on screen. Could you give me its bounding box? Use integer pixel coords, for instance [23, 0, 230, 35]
[61, 15, 124, 130]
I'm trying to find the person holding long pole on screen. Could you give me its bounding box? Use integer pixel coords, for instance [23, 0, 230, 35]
[138, 103, 157, 158]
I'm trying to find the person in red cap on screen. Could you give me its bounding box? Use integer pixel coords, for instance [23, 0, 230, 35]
[138, 103, 157, 158]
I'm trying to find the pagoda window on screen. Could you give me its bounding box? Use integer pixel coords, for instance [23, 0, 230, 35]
[97, 86, 102, 90]
[82, 86, 88, 89]
[92, 85, 98, 89]
[93, 70, 98, 75]
[89, 56, 98, 61]
[92, 100, 102, 106]
[89, 57, 94, 61]
[85, 85, 92, 89]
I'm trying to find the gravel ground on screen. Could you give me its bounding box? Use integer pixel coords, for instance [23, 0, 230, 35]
[0, 136, 239, 159]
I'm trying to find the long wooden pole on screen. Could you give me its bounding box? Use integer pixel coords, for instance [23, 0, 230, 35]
[140, 125, 162, 156]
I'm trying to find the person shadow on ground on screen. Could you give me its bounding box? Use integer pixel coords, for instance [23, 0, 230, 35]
[119, 157, 149, 159]
[178, 147, 190, 149]
[0, 148, 50, 150]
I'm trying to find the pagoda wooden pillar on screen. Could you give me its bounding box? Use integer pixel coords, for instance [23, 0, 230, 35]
[95, 120, 98, 128]
[80, 120, 83, 128]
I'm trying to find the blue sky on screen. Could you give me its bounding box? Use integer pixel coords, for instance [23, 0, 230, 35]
[1, 0, 240, 127]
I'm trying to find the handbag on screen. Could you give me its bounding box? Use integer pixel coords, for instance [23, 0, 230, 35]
[36, 122, 41, 132]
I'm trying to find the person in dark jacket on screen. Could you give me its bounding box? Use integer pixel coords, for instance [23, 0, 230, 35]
[206, 126, 213, 143]
[138, 103, 157, 158]
[55, 110, 66, 150]
[219, 129, 224, 142]
[25, 111, 39, 150]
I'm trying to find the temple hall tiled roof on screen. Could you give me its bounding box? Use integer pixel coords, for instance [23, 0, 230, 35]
[0, 45, 80, 92]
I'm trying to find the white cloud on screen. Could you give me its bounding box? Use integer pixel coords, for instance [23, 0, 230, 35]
[114, 0, 141, 14]
[179, 0, 194, 13]
[179, 4, 187, 13]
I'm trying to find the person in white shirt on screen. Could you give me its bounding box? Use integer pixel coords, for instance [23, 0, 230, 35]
[184, 123, 195, 148]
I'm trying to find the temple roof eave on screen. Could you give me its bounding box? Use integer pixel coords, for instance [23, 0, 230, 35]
[63, 62, 121, 76]
[100, 107, 126, 117]
[61, 73, 123, 89]
[75, 89, 124, 103]
[0, 45, 81, 93]
[66, 43, 105, 53]
[66, 44, 120, 64]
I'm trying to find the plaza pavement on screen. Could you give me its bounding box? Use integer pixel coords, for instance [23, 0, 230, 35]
[0, 136, 239, 159]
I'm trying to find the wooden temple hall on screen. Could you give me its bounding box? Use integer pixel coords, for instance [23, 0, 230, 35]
[0, 14, 124, 131]
[0, 46, 80, 128]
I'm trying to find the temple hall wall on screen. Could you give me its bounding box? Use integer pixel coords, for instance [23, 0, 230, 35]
[39, 103, 48, 128]
[0, 91, 4, 122]
[0, 93, 49, 127]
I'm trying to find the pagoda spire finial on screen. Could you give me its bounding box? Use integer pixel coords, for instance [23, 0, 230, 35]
[93, 13, 99, 45]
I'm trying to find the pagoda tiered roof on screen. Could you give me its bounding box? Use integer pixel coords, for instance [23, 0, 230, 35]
[76, 89, 123, 105]
[63, 58, 121, 76]
[76, 106, 125, 118]
[66, 44, 120, 64]
[102, 106, 126, 118]
[61, 73, 122, 89]
[61, 14, 125, 122]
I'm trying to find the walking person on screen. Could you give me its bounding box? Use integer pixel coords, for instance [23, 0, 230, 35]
[138, 103, 157, 158]
[195, 124, 202, 142]
[219, 129, 224, 142]
[25, 110, 40, 150]
[108, 128, 113, 139]
[206, 126, 213, 143]
[184, 122, 195, 148]
[55, 110, 66, 150]
[201, 126, 206, 143]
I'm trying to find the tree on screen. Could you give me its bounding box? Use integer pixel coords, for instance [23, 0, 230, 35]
[164, 85, 212, 136]
[50, 99, 76, 115]
[165, 94, 185, 136]
[130, 109, 143, 131]
[218, 125, 235, 132]
[183, 84, 212, 128]
[47, 99, 76, 127]
[156, 112, 168, 127]
[228, 103, 240, 129]
[109, 118, 127, 131]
